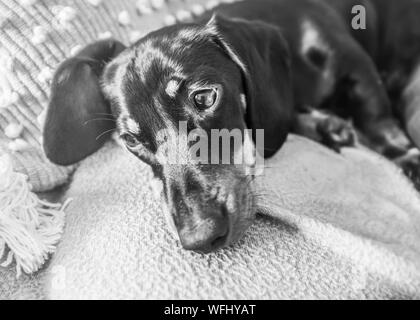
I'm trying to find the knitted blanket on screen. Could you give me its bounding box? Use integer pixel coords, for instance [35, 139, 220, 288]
[21, 135, 416, 299]
[2, 135, 420, 299]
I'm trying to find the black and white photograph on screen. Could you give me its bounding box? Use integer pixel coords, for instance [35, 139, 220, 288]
[1, 0, 420, 302]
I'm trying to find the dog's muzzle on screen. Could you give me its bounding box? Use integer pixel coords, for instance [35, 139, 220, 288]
[166, 165, 253, 253]
[177, 200, 230, 253]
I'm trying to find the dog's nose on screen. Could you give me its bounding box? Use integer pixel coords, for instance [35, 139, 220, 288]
[179, 213, 229, 253]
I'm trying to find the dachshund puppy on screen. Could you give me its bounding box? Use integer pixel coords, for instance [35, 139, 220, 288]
[43, 0, 419, 253]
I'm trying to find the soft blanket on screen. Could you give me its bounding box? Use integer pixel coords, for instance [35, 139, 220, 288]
[39, 135, 420, 299]
[2, 134, 420, 299]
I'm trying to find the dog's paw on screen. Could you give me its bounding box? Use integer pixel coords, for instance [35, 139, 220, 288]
[315, 113, 356, 152]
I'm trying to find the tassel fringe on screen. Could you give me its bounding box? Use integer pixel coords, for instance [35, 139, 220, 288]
[0, 154, 70, 278]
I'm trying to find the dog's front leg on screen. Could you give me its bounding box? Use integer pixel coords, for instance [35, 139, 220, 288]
[292, 109, 356, 152]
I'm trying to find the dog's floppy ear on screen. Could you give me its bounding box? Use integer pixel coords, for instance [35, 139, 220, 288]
[43, 39, 126, 166]
[206, 15, 293, 157]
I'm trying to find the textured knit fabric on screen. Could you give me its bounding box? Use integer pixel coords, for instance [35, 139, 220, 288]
[0, 264, 46, 299]
[14, 135, 415, 300]
[0, 0, 227, 192]
[2, 135, 420, 299]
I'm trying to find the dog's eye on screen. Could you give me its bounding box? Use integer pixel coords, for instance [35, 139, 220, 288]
[193, 89, 217, 110]
[121, 134, 139, 148]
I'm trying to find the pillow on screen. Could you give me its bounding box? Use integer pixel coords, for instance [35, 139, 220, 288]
[0, 0, 229, 192]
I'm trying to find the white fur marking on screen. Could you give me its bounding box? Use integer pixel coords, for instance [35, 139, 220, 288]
[300, 19, 329, 57]
[165, 79, 180, 98]
[135, 43, 184, 83]
[126, 118, 140, 133]
[240, 93, 247, 112]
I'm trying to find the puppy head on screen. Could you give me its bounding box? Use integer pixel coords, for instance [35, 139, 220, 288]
[44, 16, 292, 253]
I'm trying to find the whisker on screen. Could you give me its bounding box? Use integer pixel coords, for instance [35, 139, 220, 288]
[95, 128, 117, 141]
[84, 118, 117, 126]
[252, 193, 272, 199]
[253, 197, 283, 208]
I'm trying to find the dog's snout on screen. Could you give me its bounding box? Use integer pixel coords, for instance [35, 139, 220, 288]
[178, 208, 229, 254]
[178, 201, 229, 253]
[167, 167, 251, 253]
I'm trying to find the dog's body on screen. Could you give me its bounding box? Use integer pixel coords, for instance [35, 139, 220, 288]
[43, 0, 420, 253]
[208, 0, 420, 157]
[327, 0, 420, 158]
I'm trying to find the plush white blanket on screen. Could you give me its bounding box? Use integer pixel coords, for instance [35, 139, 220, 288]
[32, 134, 418, 299]
[3, 134, 419, 299]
